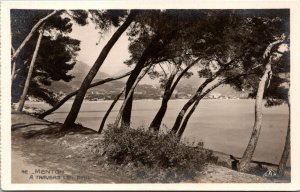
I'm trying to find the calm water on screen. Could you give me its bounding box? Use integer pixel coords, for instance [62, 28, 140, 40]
[28, 99, 289, 165]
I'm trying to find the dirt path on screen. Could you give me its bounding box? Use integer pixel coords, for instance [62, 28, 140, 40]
[11, 112, 128, 183]
[12, 150, 63, 183]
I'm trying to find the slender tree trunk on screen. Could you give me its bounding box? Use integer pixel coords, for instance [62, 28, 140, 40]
[277, 90, 290, 176]
[171, 77, 215, 133]
[62, 11, 136, 130]
[177, 79, 227, 138]
[171, 54, 251, 134]
[238, 37, 285, 172]
[121, 67, 143, 127]
[38, 71, 131, 118]
[114, 64, 152, 127]
[177, 72, 253, 139]
[177, 98, 200, 138]
[238, 61, 272, 172]
[12, 10, 59, 63]
[11, 46, 17, 84]
[98, 88, 124, 133]
[150, 59, 200, 132]
[121, 35, 160, 127]
[149, 98, 169, 131]
[11, 61, 16, 83]
[149, 64, 181, 131]
[17, 27, 44, 112]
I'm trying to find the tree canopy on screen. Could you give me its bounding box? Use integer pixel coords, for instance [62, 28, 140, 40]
[11, 9, 83, 104]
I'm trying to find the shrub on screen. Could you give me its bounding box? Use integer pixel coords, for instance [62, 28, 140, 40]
[102, 125, 215, 173]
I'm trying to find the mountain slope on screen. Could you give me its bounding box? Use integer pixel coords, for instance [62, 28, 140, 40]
[47, 61, 112, 93]
[46, 61, 243, 98]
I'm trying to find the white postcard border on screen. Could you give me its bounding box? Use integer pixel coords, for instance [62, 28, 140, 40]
[1, 0, 300, 190]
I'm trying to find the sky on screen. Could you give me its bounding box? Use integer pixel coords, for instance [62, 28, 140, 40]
[69, 22, 131, 75]
[68, 22, 162, 85]
[68, 21, 289, 87]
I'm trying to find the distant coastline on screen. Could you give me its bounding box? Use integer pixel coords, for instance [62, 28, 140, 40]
[24, 97, 254, 105]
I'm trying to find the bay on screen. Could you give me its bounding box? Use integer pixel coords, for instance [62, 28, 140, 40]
[28, 99, 289, 165]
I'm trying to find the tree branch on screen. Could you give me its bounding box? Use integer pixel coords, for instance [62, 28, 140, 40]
[12, 10, 61, 62]
[114, 64, 153, 127]
[170, 57, 200, 92]
[38, 70, 132, 118]
[158, 63, 168, 77]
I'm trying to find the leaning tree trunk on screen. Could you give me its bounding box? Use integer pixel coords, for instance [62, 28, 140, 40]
[121, 63, 144, 127]
[171, 53, 251, 134]
[171, 77, 216, 133]
[121, 35, 160, 127]
[238, 61, 272, 172]
[177, 98, 201, 138]
[98, 88, 125, 133]
[114, 64, 152, 127]
[12, 10, 59, 63]
[11, 46, 17, 84]
[238, 37, 285, 172]
[11, 60, 16, 83]
[149, 95, 170, 132]
[177, 79, 227, 138]
[277, 90, 290, 176]
[17, 27, 44, 112]
[38, 71, 131, 119]
[176, 72, 251, 138]
[62, 11, 136, 130]
[149, 69, 178, 131]
[149, 59, 199, 132]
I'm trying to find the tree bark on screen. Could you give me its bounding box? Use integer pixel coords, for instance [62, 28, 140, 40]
[149, 63, 183, 131]
[11, 61, 16, 83]
[98, 88, 125, 133]
[114, 64, 152, 128]
[149, 59, 200, 131]
[171, 77, 216, 133]
[149, 77, 175, 132]
[277, 90, 290, 176]
[121, 35, 160, 127]
[149, 99, 169, 132]
[17, 27, 44, 112]
[38, 71, 131, 119]
[171, 54, 251, 134]
[238, 38, 285, 172]
[238, 62, 272, 172]
[177, 98, 200, 138]
[12, 10, 59, 63]
[121, 65, 144, 127]
[176, 73, 250, 138]
[62, 11, 136, 130]
[11, 46, 17, 84]
[169, 58, 200, 95]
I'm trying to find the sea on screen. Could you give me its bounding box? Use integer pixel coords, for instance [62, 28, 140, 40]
[27, 99, 289, 165]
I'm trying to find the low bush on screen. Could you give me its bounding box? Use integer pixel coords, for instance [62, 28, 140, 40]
[100, 125, 216, 181]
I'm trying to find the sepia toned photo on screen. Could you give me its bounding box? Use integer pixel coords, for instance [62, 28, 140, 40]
[1, 1, 300, 191]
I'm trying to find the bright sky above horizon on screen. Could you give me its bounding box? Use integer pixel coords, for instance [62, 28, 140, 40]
[68, 22, 289, 87]
[68, 22, 162, 85]
[69, 22, 131, 76]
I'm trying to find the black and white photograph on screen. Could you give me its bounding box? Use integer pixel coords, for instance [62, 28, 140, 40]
[1, 1, 300, 191]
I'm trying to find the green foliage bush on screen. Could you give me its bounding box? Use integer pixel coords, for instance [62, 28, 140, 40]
[102, 125, 215, 173]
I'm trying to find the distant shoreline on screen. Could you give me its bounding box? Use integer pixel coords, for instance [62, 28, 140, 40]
[25, 98, 254, 105]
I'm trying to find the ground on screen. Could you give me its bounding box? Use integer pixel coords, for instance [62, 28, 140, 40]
[10, 112, 290, 183]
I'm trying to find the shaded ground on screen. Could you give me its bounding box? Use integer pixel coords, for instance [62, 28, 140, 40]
[11, 112, 290, 183]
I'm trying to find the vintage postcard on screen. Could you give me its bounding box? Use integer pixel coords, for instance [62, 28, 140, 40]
[1, 0, 300, 191]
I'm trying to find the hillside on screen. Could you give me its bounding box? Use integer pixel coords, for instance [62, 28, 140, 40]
[48, 61, 112, 93]
[46, 61, 243, 99]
